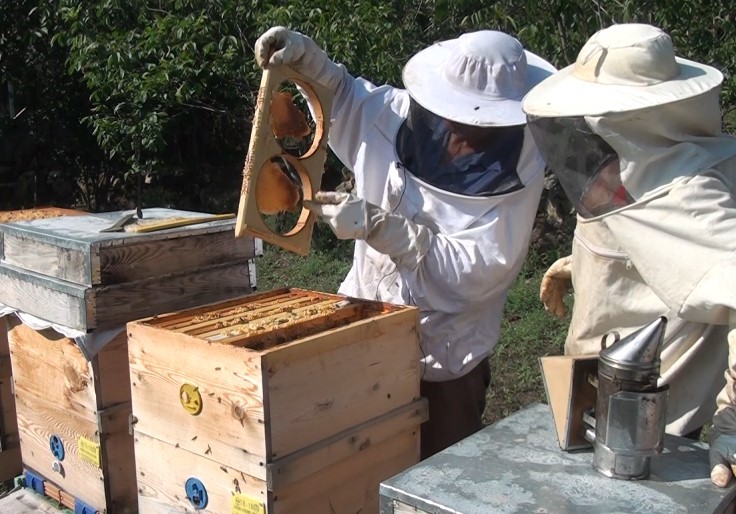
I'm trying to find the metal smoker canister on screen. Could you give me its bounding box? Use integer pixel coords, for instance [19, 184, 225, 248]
[592, 316, 669, 480]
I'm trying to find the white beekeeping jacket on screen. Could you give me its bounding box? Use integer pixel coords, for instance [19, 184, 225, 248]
[567, 88, 736, 435]
[325, 75, 545, 382]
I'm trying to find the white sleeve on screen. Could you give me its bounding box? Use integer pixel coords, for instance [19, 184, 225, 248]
[603, 171, 736, 324]
[327, 75, 402, 173]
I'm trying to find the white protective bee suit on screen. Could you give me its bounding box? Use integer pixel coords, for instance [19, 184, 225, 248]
[255, 27, 556, 457]
[523, 23, 736, 487]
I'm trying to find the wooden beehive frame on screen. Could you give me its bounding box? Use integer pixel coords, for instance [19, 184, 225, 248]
[147, 288, 395, 350]
[235, 66, 334, 255]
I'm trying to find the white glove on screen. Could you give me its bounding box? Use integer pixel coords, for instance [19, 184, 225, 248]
[254, 26, 346, 91]
[539, 255, 573, 318]
[709, 430, 736, 487]
[303, 191, 368, 240]
[304, 191, 431, 270]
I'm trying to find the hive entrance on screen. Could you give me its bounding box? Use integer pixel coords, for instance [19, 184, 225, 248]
[149, 289, 394, 351]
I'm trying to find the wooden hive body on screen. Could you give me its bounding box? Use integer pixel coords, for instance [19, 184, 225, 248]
[0, 207, 85, 483]
[8, 319, 136, 513]
[127, 288, 426, 513]
[235, 66, 334, 256]
[0, 207, 260, 331]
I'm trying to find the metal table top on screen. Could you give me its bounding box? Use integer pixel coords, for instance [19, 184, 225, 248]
[380, 402, 736, 514]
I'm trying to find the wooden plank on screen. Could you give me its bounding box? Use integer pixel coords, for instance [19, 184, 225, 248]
[92, 262, 253, 330]
[272, 427, 420, 514]
[151, 288, 295, 330]
[0, 486, 70, 513]
[267, 398, 427, 489]
[0, 318, 19, 473]
[91, 332, 131, 410]
[97, 231, 256, 286]
[0, 446, 21, 482]
[127, 324, 268, 479]
[184, 294, 330, 337]
[15, 393, 107, 509]
[0, 260, 253, 332]
[98, 402, 138, 514]
[1, 370, 19, 451]
[8, 321, 101, 424]
[264, 308, 420, 459]
[134, 431, 268, 514]
[202, 302, 361, 346]
[0, 264, 88, 330]
[2, 233, 89, 285]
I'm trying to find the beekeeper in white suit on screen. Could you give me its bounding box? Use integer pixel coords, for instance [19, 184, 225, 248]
[255, 26, 555, 458]
[523, 23, 736, 487]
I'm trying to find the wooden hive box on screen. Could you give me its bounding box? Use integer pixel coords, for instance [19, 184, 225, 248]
[127, 288, 427, 514]
[0, 207, 260, 332]
[8, 319, 135, 513]
[0, 207, 85, 483]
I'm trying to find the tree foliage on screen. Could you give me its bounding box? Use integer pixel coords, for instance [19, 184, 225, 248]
[0, 0, 734, 215]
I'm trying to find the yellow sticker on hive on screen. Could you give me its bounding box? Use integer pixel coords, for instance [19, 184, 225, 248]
[232, 493, 265, 514]
[78, 436, 101, 467]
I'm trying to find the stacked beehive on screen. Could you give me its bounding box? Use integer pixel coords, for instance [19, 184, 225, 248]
[128, 288, 426, 513]
[0, 208, 259, 513]
[0, 207, 84, 484]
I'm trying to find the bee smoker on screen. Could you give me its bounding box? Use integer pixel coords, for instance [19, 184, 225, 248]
[583, 316, 669, 480]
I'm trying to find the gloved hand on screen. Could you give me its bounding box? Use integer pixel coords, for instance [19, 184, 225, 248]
[304, 191, 431, 270]
[539, 255, 573, 318]
[254, 26, 345, 91]
[709, 430, 736, 487]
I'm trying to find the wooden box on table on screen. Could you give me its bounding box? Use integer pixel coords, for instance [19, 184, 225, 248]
[0, 207, 260, 513]
[127, 288, 427, 514]
[0, 207, 84, 483]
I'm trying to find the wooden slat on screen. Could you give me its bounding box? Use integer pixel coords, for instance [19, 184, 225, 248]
[43, 481, 77, 511]
[149, 288, 337, 331]
[181, 293, 320, 336]
[151, 289, 296, 330]
[97, 230, 256, 286]
[127, 324, 269, 479]
[134, 431, 268, 514]
[2, 233, 89, 285]
[0, 264, 88, 331]
[194, 298, 343, 339]
[264, 308, 420, 459]
[267, 398, 427, 489]
[211, 304, 362, 348]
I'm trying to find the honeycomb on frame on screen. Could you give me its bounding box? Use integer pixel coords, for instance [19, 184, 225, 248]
[235, 65, 334, 255]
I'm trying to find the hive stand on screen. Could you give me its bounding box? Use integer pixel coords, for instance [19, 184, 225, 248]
[235, 65, 334, 256]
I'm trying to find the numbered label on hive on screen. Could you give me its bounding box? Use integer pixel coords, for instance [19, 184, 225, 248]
[78, 436, 101, 468]
[232, 493, 265, 514]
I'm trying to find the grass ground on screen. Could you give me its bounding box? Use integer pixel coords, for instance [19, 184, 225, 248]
[255, 239, 570, 427]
